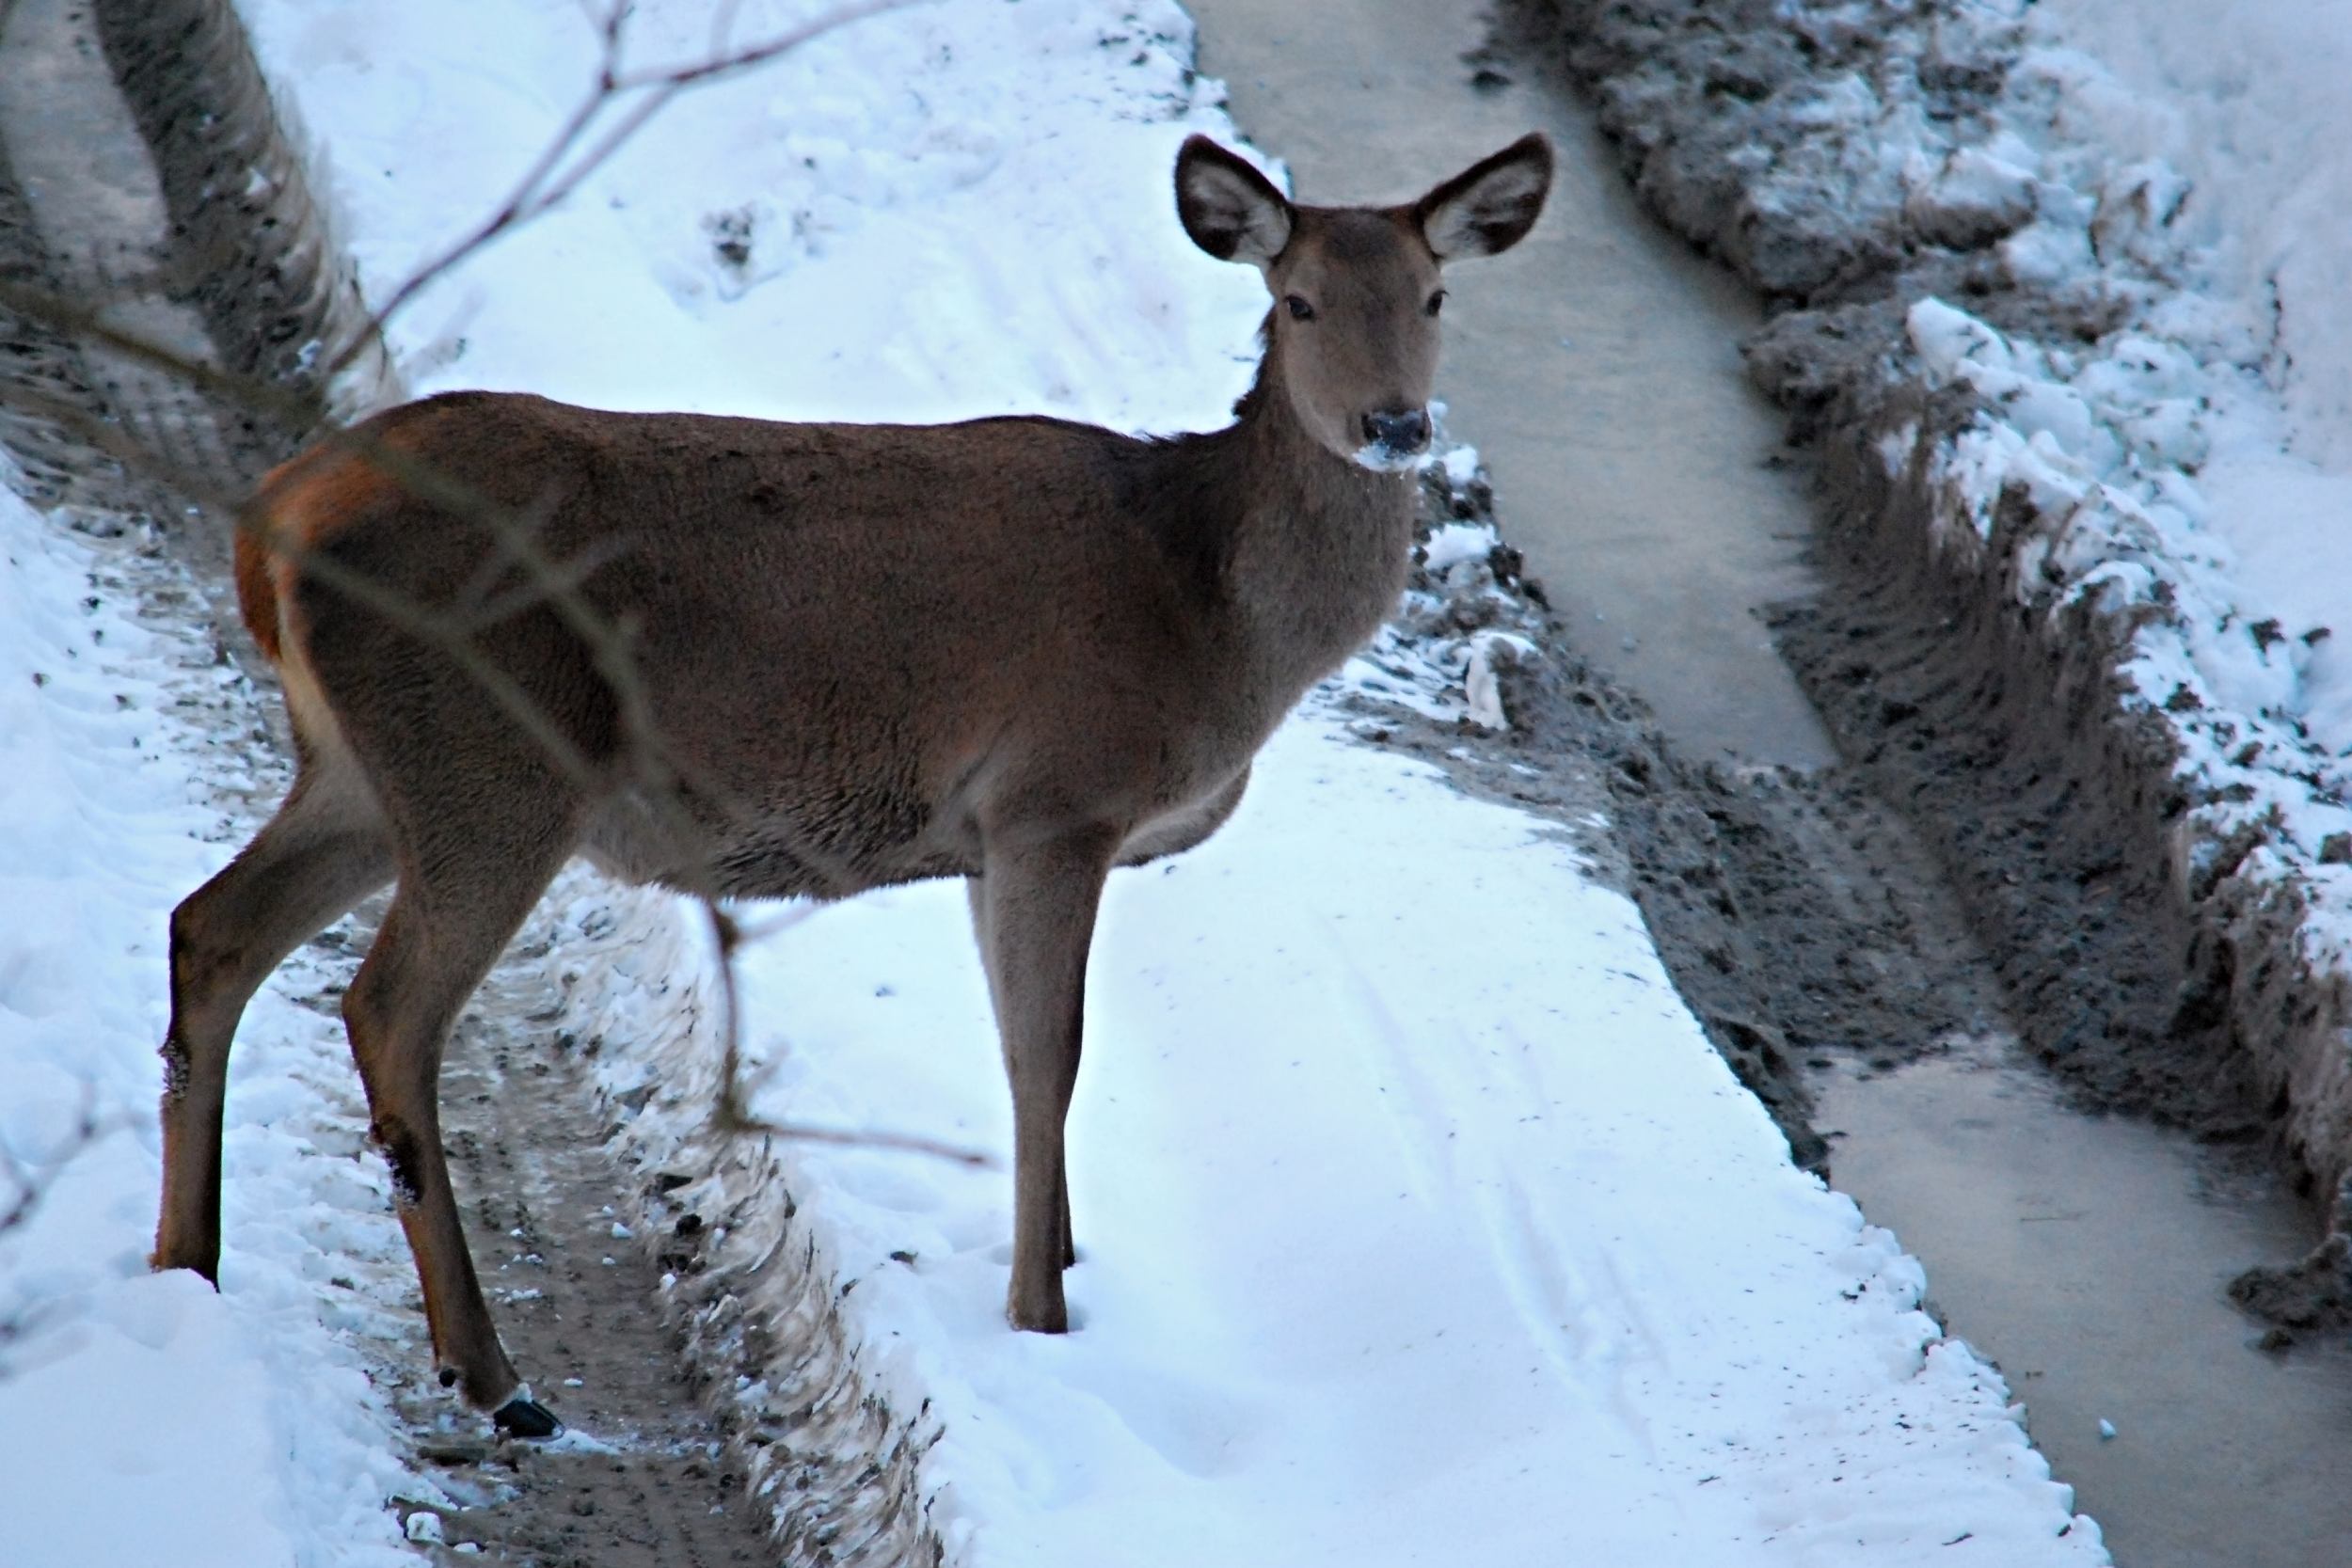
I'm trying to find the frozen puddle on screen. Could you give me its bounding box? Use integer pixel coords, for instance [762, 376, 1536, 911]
[1821, 1048, 2352, 1566]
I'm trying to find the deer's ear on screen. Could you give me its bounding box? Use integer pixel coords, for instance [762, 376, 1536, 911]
[1416, 134, 1553, 261]
[1175, 136, 1294, 266]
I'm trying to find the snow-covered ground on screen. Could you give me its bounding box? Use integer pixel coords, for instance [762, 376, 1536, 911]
[0, 486, 422, 1567]
[1729, 0, 2352, 942]
[2009, 0, 2352, 807]
[698, 712, 2106, 1565]
[0, 0, 2144, 1560]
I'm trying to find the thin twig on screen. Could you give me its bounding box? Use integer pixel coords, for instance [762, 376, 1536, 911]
[0, 1089, 112, 1241]
[327, 0, 925, 383]
[703, 906, 990, 1166]
[3, 0, 972, 1174]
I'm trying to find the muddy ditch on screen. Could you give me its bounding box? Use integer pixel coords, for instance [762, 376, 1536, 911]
[1488, 0, 2352, 1328]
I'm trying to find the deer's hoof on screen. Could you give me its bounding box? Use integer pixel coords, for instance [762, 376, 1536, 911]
[148, 1245, 221, 1287]
[1006, 1291, 1070, 1335]
[492, 1395, 563, 1440]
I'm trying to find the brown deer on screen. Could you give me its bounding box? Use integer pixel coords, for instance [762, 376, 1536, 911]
[152, 133, 1552, 1435]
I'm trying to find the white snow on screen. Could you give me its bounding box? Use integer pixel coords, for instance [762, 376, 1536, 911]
[1735, 0, 2352, 968]
[2014, 0, 2352, 773]
[1421, 518, 1501, 575]
[0, 0, 2145, 1560]
[697, 710, 2099, 1564]
[0, 483, 423, 1567]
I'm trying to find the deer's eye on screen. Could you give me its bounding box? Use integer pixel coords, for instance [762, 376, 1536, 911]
[1284, 294, 1316, 322]
[1425, 290, 1447, 318]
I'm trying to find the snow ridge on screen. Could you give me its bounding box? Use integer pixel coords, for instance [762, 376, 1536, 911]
[1516, 0, 2352, 1258]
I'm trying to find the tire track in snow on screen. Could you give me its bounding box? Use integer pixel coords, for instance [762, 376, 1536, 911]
[1326, 918, 1665, 1454]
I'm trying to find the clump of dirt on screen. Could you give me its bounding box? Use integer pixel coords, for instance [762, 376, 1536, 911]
[2230, 1233, 2352, 1343]
[1484, 0, 2036, 306]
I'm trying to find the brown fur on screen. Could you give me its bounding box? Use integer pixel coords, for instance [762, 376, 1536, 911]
[238, 419, 446, 661]
[155, 135, 1553, 1423]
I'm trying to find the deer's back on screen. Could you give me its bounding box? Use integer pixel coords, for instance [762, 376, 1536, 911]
[272, 391, 1253, 896]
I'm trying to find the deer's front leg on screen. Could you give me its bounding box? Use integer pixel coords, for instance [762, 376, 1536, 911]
[967, 873, 1078, 1272]
[975, 827, 1118, 1332]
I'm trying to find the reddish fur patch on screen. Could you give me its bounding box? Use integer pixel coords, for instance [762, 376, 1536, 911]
[235, 431, 416, 664]
[231, 521, 281, 662]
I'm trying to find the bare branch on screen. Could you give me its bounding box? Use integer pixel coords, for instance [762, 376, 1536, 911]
[328, 0, 927, 383]
[0, 1088, 114, 1242]
[705, 906, 991, 1167]
[1, 0, 970, 1177]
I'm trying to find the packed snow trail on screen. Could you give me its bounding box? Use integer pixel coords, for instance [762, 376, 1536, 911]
[683, 710, 2100, 1564]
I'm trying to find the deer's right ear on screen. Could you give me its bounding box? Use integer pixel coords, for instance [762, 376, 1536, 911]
[1416, 133, 1553, 261]
[1175, 136, 1294, 267]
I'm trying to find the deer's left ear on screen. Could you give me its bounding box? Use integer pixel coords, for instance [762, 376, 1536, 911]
[1416, 134, 1553, 261]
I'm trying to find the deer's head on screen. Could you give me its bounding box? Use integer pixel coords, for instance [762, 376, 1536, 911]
[1176, 133, 1553, 472]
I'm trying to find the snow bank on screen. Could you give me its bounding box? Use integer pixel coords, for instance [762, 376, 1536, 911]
[1524, 0, 2352, 1252]
[239, 0, 1264, 432]
[2008, 0, 2352, 839]
[223, 0, 2107, 1559]
[0, 483, 421, 1568]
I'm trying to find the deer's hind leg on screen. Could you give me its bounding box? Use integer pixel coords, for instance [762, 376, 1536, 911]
[155, 755, 392, 1281]
[340, 787, 586, 1435]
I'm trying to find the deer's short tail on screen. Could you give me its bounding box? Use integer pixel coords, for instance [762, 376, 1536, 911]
[231, 510, 285, 664]
[236, 441, 405, 745]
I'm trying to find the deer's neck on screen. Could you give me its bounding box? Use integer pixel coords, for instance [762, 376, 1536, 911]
[1177, 341, 1416, 696]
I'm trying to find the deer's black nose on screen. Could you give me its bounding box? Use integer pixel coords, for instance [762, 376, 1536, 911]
[1362, 407, 1431, 455]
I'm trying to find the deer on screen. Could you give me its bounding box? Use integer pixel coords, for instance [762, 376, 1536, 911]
[151, 132, 1553, 1436]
